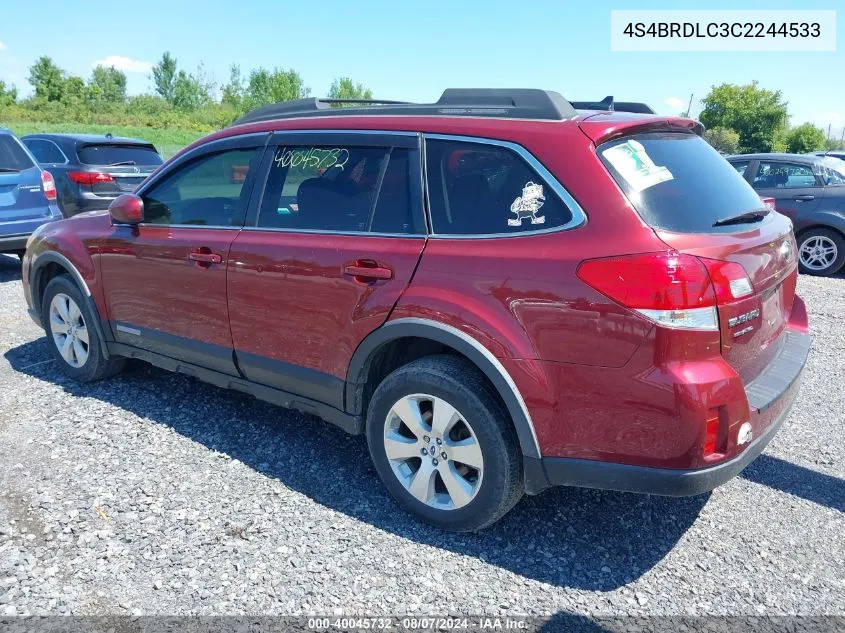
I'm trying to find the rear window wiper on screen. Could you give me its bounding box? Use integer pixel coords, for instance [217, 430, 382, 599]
[107, 161, 137, 166]
[712, 208, 770, 227]
[0, 167, 21, 173]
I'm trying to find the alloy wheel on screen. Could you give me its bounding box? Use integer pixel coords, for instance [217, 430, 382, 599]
[383, 393, 484, 510]
[49, 293, 89, 368]
[799, 235, 838, 272]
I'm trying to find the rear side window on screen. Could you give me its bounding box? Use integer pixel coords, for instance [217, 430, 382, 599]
[425, 139, 573, 235]
[730, 161, 749, 177]
[258, 145, 423, 234]
[599, 133, 766, 233]
[0, 135, 35, 172]
[753, 162, 818, 188]
[78, 144, 163, 167]
[23, 139, 66, 164]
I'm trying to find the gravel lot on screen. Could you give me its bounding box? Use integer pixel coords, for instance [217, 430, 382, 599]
[0, 253, 842, 619]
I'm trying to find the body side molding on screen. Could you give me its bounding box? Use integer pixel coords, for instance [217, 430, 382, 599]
[346, 317, 541, 459]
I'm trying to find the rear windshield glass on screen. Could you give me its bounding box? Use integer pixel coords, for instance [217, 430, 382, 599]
[78, 144, 163, 167]
[598, 132, 766, 233]
[0, 135, 35, 171]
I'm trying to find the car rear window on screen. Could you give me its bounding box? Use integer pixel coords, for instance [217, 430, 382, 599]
[77, 144, 163, 167]
[0, 135, 35, 172]
[598, 132, 766, 233]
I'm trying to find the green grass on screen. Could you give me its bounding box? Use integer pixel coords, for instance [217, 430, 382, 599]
[3, 122, 206, 159]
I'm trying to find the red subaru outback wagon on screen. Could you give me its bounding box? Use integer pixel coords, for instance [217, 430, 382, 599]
[22, 90, 810, 531]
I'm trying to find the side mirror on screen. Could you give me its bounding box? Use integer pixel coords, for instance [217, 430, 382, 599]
[108, 194, 144, 225]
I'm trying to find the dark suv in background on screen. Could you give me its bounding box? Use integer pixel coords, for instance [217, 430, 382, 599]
[728, 153, 845, 276]
[22, 133, 163, 217]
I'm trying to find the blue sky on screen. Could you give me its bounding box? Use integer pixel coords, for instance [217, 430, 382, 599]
[1, 0, 842, 135]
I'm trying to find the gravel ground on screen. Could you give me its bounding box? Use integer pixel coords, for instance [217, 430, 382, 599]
[0, 253, 842, 618]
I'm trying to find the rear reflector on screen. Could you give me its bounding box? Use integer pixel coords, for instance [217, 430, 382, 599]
[69, 171, 114, 185]
[41, 170, 57, 201]
[704, 409, 721, 456]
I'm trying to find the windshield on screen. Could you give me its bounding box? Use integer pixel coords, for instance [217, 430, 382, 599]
[0, 135, 36, 172]
[818, 157, 845, 185]
[78, 144, 163, 167]
[598, 132, 767, 233]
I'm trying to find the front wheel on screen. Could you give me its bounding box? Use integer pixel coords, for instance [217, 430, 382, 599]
[366, 355, 523, 532]
[41, 275, 125, 382]
[797, 228, 845, 276]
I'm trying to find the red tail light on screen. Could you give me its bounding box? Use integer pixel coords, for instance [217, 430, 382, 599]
[69, 171, 114, 185]
[700, 258, 753, 303]
[41, 170, 57, 201]
[577, 251, 753, 331]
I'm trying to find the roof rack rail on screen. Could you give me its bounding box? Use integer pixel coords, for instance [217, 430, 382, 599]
[570, 96, 656, 115]
[231, 89, 579, 126]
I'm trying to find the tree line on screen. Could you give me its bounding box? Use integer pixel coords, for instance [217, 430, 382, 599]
[0, 52, 374, 131]
[1, 56, 842, 155]
[699, 81, 842, 154]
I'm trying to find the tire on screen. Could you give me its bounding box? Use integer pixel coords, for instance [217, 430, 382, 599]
[797, 227, 845, 276]
[41, 274, 125, 382]
[366, 354, 523, 532]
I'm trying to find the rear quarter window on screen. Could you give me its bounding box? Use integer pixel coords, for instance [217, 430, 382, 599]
[78, 144, 163, 167]
[0, 135, 35, 171]
[599, 133, 766, 233]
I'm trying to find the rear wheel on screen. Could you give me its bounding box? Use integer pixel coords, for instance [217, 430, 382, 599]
[366, 355, 523, 532]
[797, 228, 845, 276]
[41, 275, 125, 382]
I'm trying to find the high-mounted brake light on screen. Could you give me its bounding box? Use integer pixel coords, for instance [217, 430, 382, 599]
[576, 252, 719, 331]
[69, 171, 114, 185]
[41, 170, 57, 201]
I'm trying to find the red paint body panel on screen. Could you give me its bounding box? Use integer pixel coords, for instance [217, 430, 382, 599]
[227, 231, 425, 380]
[98, 224, 238, 372]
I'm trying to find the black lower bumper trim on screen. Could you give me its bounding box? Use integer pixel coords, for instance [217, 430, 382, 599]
[526, 380, 799, 497]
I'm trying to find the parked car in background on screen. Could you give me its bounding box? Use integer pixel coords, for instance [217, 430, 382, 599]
[23, 90, 810, 531]
[811, 150, 845, 162]
[0, 129, 63, 257]
[21, 133, 163, 217]
[728, 153, 845, 276]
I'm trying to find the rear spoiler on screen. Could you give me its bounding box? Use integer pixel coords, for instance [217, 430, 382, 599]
[570, 96, 656, 115]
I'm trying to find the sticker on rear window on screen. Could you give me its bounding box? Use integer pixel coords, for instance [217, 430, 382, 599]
[602, 140, 673, 192]
[509, 181, 546, 227]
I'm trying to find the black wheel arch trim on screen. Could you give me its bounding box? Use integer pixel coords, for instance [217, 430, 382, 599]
[346, 317, 541, 459]
[30, 251, 111, 360]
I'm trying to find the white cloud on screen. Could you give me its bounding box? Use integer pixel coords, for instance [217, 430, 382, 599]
[0, 41, 7, 52]
[664, 96, 685, 111]
[92, 55, 153, 74]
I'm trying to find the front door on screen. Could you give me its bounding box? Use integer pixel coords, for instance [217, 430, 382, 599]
[227, 132, 426, 409]
[750, 160, 823, 220]
[99, 141, 264, 375]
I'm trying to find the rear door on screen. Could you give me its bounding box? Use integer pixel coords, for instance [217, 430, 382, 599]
[99, 135, 265, 374]
[597, 133, 798, 384]
[0, 135, 52, 223]
[227, 131, 426, 409]
[749, 160, 823, 220]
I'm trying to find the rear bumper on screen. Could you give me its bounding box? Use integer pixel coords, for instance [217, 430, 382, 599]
[0, 233, 30, 251]
[524, 328, 810, 496]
